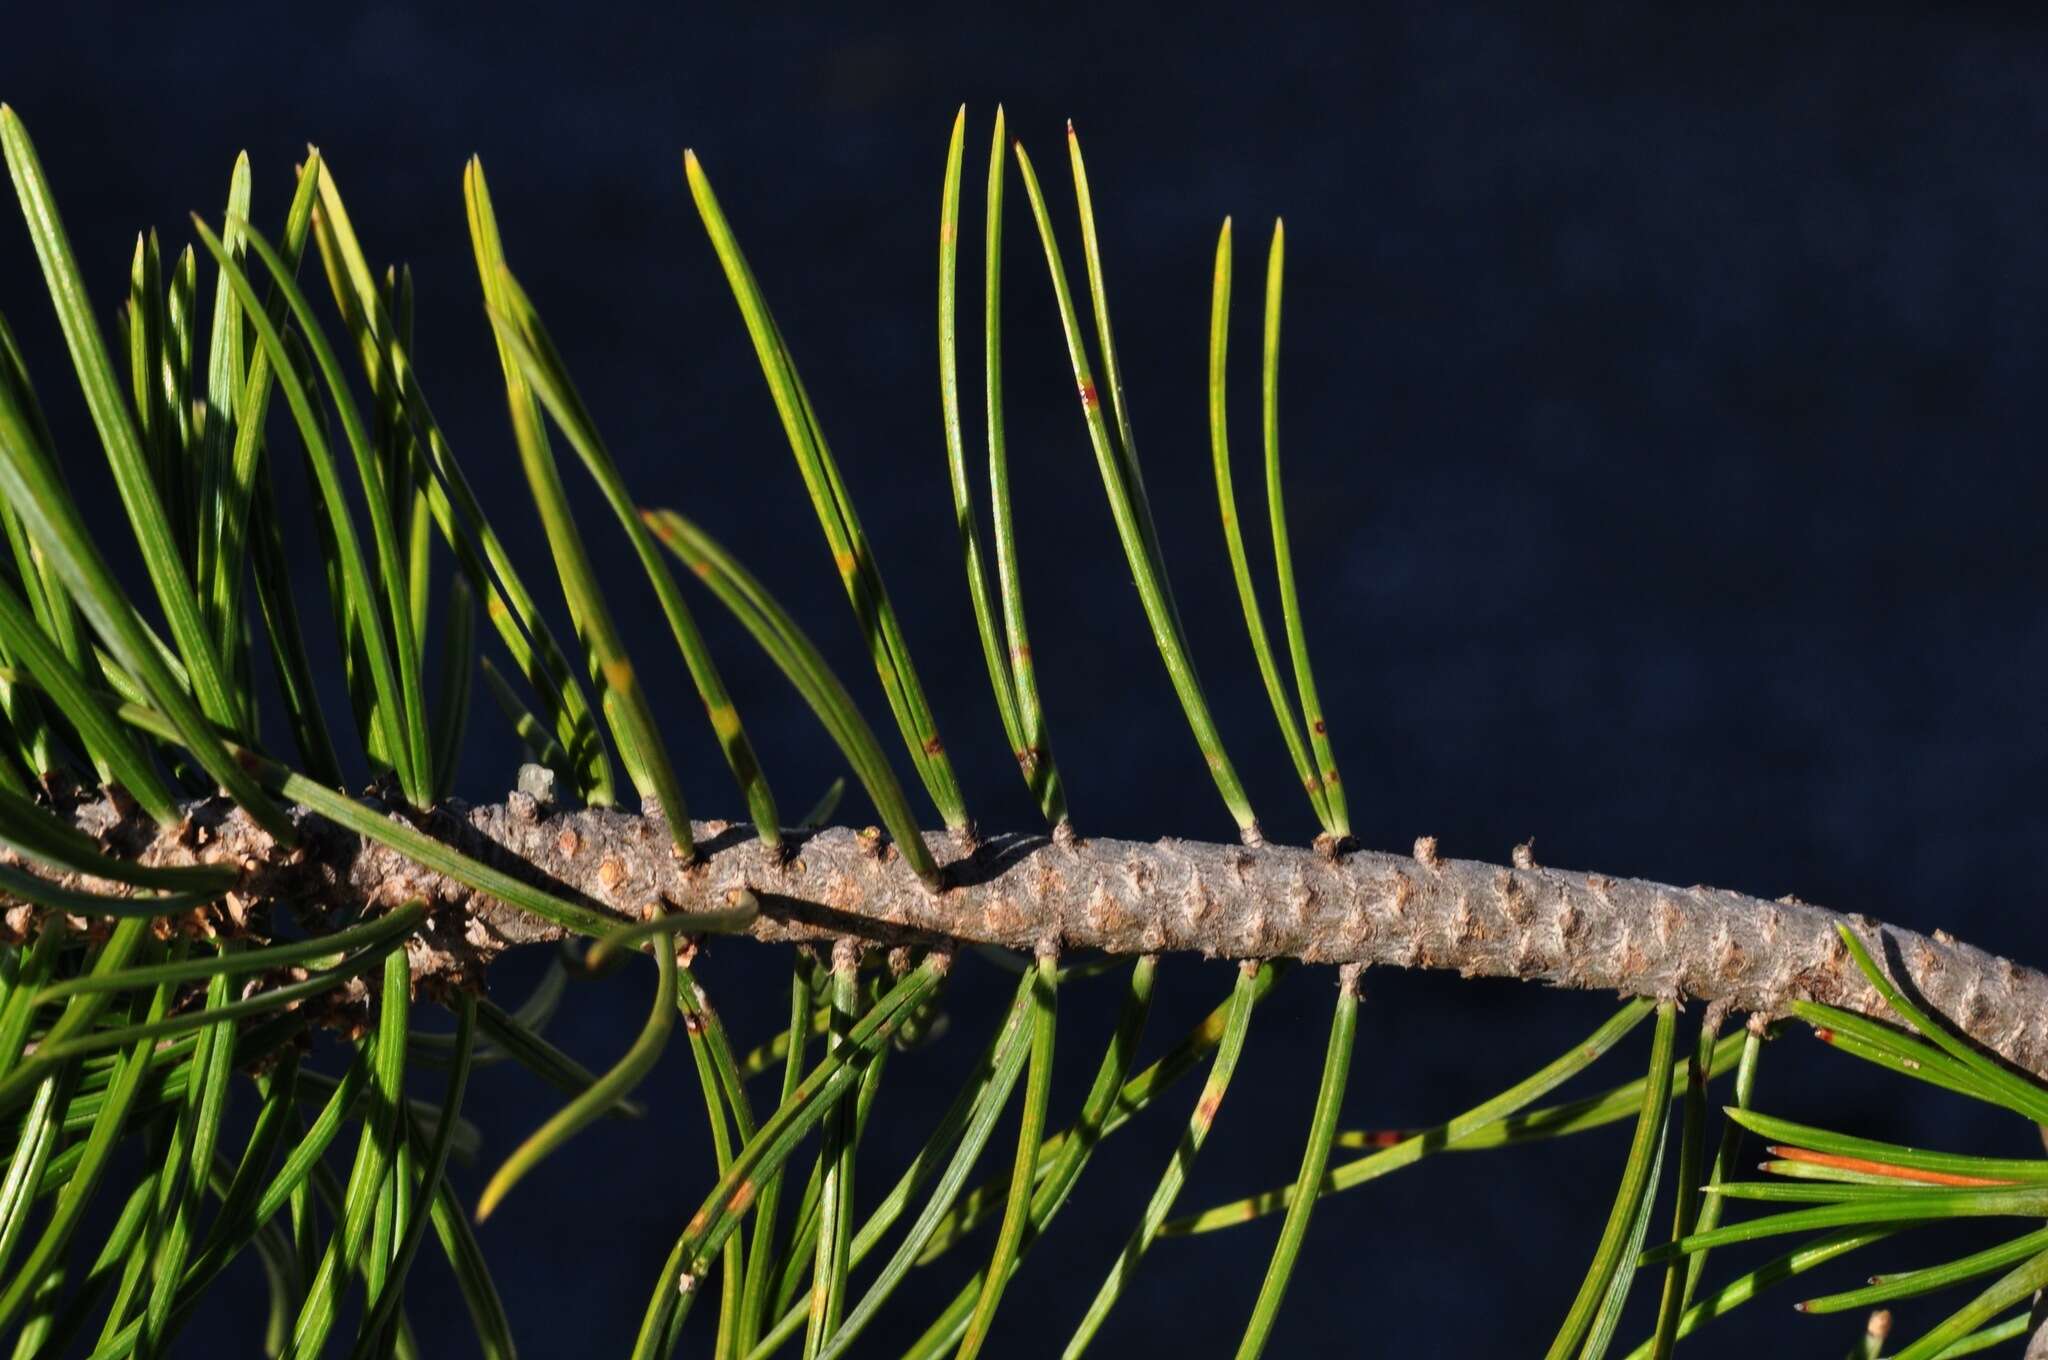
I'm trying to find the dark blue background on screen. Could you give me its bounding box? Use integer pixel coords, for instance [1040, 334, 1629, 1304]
[4, 4, 2046, 1355]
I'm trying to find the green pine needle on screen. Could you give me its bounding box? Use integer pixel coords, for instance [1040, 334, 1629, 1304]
[1165, 998, 1672, 1237]
[1259, 221, 1347, 837]
[32, 901, 426, 1003]
[0, 795, 191, 901]
[1834, 923, 2048, 1124]
[483, 257, 785, 850]
[954, 951, 1057, 1360]
[804, 966, 1039, 1360]
[1797, 1224, 2048, 1316]
[1234, 970, 1360, 1360]
[1064, 960, 1259, 1357]
[685, 149, 969, 833]
[462, 168, 693, 854]
[939, 106, 1069, 829]
[1545, 1001, 1679, 1360]
[477, 933, 677, 1222]
[1, 108, 249, 746]
[589, 894, 762, 970]
[1013, 131, 1259, 840]
[1889, 1245, 2048, 1360]
[194, 210, 429, 802]
[316, 157, 618, 806]
[644, 508, 943, 887]
[1212, 220, 1343, 839]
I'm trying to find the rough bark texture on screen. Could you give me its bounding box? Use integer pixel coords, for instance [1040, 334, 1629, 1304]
[9, 783, 2048, 1082]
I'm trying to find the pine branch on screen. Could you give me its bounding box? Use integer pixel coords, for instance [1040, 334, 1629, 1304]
[16, 778, 2048, 1082]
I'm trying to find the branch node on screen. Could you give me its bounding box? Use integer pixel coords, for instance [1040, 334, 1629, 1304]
[515, 762, 558, 809]
[950, 820, 980, 858]
[1338, 960, 1366, 997]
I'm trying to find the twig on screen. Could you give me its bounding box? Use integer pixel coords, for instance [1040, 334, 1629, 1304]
[10, 785, 2048, 1083]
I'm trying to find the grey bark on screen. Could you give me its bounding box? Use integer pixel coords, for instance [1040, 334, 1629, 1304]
[10, 786, 2048, 1083]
